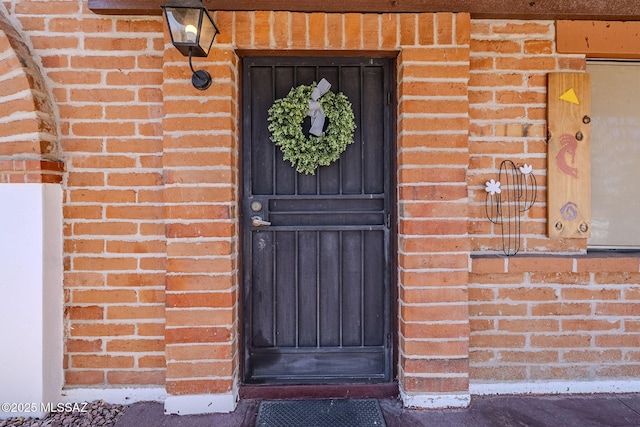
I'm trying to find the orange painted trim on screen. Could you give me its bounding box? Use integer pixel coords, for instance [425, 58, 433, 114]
[557, 20, 640, 59]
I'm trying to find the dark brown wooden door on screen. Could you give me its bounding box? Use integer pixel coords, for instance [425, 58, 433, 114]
[242, 56, 394, 384]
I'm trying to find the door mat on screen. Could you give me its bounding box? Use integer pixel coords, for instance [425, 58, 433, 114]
[255, 399, 386, 427]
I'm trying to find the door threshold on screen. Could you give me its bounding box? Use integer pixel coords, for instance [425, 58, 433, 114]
[239, 382, 399, 400]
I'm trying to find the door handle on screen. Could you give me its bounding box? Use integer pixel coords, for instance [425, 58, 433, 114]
[251, 216, 272, 227]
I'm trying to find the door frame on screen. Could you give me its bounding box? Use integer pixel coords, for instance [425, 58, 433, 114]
[238, 52, 398, 392]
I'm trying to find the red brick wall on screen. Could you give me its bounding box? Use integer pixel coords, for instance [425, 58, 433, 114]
[468, 20, 586, 253]
[467, 21, 640, 385]
[471, 255, 640, 382]
[4, 0, 168, 387]
[5, 4, 474, 395]
[1, 0, 638, 401]
[60, 6, 167, 383]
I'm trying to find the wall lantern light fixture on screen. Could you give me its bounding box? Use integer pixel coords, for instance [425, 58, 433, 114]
[161, 0, 219, 90]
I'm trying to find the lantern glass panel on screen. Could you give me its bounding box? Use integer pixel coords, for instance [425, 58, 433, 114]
[165, 7, 201, 45]
[198, 12, 217, 56]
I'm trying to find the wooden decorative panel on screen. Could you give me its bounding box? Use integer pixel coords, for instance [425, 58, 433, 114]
[547, 73, 591, 239]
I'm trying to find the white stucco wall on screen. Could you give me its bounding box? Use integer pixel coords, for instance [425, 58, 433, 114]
[0, 184, 63, 419]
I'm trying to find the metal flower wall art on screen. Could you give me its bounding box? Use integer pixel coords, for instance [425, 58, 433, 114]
[485, 160, 537, 256]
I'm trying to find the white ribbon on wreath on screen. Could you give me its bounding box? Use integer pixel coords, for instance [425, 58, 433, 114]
[267, 79, 356, 175]
[307, 78, 331, 136]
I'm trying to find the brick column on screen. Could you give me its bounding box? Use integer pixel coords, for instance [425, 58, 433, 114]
[396, 13, 472, 408]
[162, 39, 240, 414]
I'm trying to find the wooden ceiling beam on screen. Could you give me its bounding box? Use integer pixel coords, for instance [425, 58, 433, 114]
[557, 20, 640, 59]
[88, 0, 640, 21]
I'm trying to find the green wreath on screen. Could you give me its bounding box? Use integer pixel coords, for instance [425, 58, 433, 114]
[267, 82, 356, 175]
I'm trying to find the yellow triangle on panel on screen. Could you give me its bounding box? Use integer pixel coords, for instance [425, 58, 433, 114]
[560, 88, 580, 105]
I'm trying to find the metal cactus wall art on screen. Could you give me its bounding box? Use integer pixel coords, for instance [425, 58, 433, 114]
[485, 160, 537, 256]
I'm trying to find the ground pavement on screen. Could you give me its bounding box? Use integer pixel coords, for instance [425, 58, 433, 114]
[113, 393, 640, 427]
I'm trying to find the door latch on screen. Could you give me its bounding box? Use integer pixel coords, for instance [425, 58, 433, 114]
[251, 216, 272, 227]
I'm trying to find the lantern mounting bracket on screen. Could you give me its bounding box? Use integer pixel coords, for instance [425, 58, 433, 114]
[161, 0, 219, 90]
[188, 50, 212, 90]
